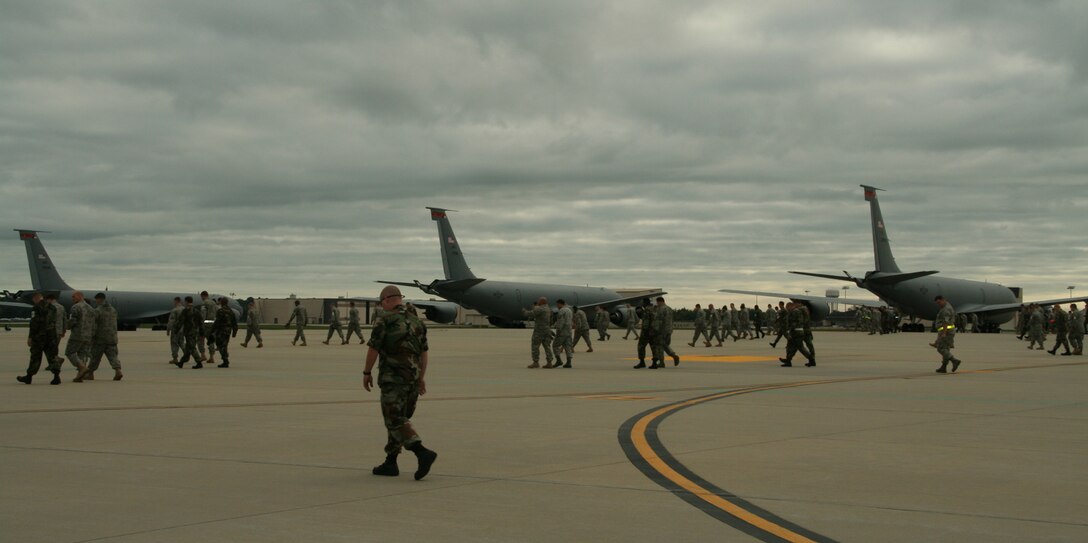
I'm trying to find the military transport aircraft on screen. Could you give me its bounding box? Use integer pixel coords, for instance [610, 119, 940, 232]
[8, 229, 243, 330]
[722, 185, 1088, 332]
[379, 208, 663, 328]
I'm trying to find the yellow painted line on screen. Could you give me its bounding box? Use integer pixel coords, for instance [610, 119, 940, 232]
[623, 355, 777, 363]
[578, 395, 660, 401]
[629, 382, 826, 543]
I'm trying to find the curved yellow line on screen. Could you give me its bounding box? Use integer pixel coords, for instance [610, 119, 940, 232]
[630, 384, 823, 543]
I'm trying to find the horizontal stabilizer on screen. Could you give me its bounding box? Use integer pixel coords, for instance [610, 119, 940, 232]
[788, 271, 857, 282]
[576, 291, 667, 313]
[433, 277, 487, 292]
[962, 295, 1088, 315]
[865, 270, 939, 284]
[718, 288, 885, 308]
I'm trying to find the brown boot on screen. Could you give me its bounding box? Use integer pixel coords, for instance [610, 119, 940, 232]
[113, 370, 124, 381]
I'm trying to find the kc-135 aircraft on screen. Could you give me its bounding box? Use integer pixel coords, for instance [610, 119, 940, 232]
[380, 208, 663, 328]
[722, 185, 1088, 332]
[6, 229, 242, 330]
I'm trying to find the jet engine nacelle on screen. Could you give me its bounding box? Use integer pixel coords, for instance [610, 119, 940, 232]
[799, 301, 831, 324]
[609, 305, 631, 326]
[423, 304, 459, 324]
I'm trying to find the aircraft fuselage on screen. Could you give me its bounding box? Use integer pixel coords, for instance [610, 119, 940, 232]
[866, 274, 1018, 324]
[435, 279, 627, 322]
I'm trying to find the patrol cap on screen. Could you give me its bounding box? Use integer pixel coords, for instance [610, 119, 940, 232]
[95, 292, 106, 300]
[379, 285, 403, 301]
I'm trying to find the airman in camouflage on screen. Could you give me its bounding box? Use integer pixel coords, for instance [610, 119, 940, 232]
[1047, 305, 1072, 356]
[779, 302, 815, 368]
[199, 291, 217, 361]
[724, 303, 740, 342]
[324, 303, 346, 345]
[707, 304, 723, 346]
[688, 304, 710, 347]
[634, 300, 655, 368]
[346, 301, 364, 344]
[241, 300, 263, 348]
[1068, 304, 1084, 356]
[623, 303, 639, 340]
[595, 306, 611, 341]
[1026, 304, 1046, 350]
[65, 291, 93, 381]
[364, 285, 437, 481]
[16, 292, 62, 385]
[932, 296, 961, 373]
[551, 299, 574, 368]
[210, 297, 238, 367]
[652, 297, 680, 368]
[571, 306, 593, 353]
[751, 305, 764, 338]
[522, 297, 555, 368]
[168, 297, 185, 362]
[286, 300, 308, 346]
[173, 297, 205, 368]
[79, 293, 124, 381]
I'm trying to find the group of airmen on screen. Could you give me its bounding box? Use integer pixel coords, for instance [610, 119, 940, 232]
[1015, 303, 1085, 356]
[167, 291, 238, 369]
[687, 303, 773, 346]
[15, 290, 123, 385]
[855, 306, 902, 335]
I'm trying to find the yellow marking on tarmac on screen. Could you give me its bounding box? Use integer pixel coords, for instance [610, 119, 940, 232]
[624, 355, 777, 363]
[629, 382, 828, 543]
[577, 395, 660, 401]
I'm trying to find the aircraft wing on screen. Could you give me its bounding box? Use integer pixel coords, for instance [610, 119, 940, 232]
[345, 296, 461, 324]
[956, 295, 1088, 315]
[718, 288, 885, 308]
[1, 300, 33, 319]
[575, 291, 668, 313]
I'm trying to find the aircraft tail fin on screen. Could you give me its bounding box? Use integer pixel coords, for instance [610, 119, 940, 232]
[15, 229, 73, 291]
[427, 207, 477, 280]
[861, 185, 901, 273]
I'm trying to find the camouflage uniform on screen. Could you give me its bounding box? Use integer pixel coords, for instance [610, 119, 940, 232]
[325, 306, 345, 344]
[635, 304, 655, 367]
[737, 305, 750, 338]
[199, 297, 217, 357]
[552, 305, 574, 367]
[346, 306, 364, 343]
[53, 301, 67, 341]
[571, 308, 592, 351]
[1048, 306, 1071, 355]
[800, 305, 816, 360]
[623, 304, 640, 340]
[22, 299, 61, 379]
[1015, 306, 1030, 339]
[212, 304, 238, 366]
[689, 307, 710, 346]
[1068, 308, 1084, 355]
[287, 304, 308, 345]
[175, 304, 203, 367]
[751, 305, 764, 338]
[167, 303, 185, 360]
[368, 305, 428, 457]
[594, 307, 611, 341]
[781, 305, 814, 366]
[770, 306, 787, 347]
[87, 300, 122, 373]
[522, 304, 555, 367]
[1027, 308, 1046, 350]
[66, 299, 95, 371]
[933, 301, 960, 372]
[707, 306, 722, 345]
[242, 305, 263, 347]
[724, 306, 740, 341]
[653, 302, 679, 368]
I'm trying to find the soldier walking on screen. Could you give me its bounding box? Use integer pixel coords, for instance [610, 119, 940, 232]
[737, 304, 751, 339]
[49, 293, 67, 363]
[345, 301, 364, 344]
[932, 295, 962, 373]
[634, 301, 656, 368]
[594, 306, 612, 341]
[1068, 304, 1084, 356]
[623, 303, 639, 340]
[65, 291, 93, 381]
[1026, 304, 1047, 350]
[323, 303, 346, 345]
[16, 292, 62, 385]
[168, 297, 185, 363]
[779, 302, 815, 367]
[364, 285, 438, 481]
[551, 299, 574, 368]
[1047, 305, 1072, 356]
[198, 291, 217, 362]
[77, 293, 123, 381]
[522, 297, 555, 368]
[241, 300, 263, 348]
[751, 305, 764, 339]
[173, 297, 204, 368]
[571, 306, 593, 353]
[652, 297, 680, 368]
[688, 304, 710, 347]
[211, 297, 238, 367]
[724, 303, 740, 342]
[286, 300, 308, 346]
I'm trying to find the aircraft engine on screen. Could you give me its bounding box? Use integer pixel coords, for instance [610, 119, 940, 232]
[609, 305, 631, 326]
[423, 304, 459, 324]
[800, 301, 832, 324]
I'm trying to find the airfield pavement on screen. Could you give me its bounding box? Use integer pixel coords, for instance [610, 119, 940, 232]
[1, 326, 1086, 543]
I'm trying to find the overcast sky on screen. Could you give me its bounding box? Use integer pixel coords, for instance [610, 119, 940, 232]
[2, 1, 1085, 309]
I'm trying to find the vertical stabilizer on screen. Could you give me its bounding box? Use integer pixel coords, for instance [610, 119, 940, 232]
[15, 229, 73, 291]
[860, 185, 901, 273]
[427, 208, 476, 280]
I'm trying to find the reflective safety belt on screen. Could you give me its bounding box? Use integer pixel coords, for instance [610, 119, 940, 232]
[938, 324, 956, 331]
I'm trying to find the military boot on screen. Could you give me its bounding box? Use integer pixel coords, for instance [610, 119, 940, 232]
[805, 358, 816, 367]
[16, 374, 32, 385]
[935, 362, 948, 373]
[372, 454, 399, 477]
[779, 357, 792, 367]
[672, 354, 680, 366]
[113, 369, 124, 381]
[50, 372, 61, 385]
[951, 358, 962, 372]
[407, 443, 438, 481]
[632, 361, 646, 369]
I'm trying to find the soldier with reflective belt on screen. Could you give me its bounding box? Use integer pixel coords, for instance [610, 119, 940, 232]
[364, 285, 438, 481]
[932, 295, 962, 373]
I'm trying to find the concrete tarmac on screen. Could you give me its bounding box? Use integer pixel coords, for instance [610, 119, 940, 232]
[1, 328, 1085, 542]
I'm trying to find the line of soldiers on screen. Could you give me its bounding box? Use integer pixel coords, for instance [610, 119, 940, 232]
[855, 306, 901, 334]
[321, 301, 366, 345]
[16, 291, 123, 385]
[169, 291, 237, 369]
[1015, 303, 1085, 356]
[634, 297, 680, 369]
